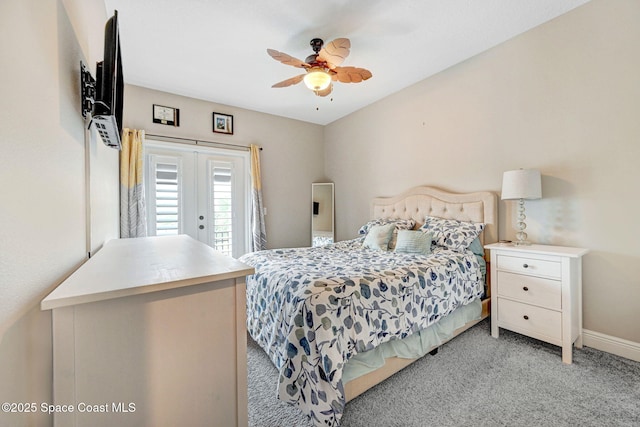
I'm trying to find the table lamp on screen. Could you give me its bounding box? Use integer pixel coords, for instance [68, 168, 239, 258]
[501, 169, 542, 245]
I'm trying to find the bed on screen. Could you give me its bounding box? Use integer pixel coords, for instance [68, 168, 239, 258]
[240, 186, 497, 426]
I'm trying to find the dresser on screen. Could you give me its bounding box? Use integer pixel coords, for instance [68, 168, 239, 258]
[485, 243, 588, 364]
[41, 235, 254, 427]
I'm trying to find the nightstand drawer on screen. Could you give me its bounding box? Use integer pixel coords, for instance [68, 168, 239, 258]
[497, 254, 561, 279]
[497, 298, 561, 342]
[497, 271, 561, 310]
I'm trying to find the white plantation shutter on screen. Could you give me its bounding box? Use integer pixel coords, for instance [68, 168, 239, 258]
[210, 162, 233, 256]
[148, 155, 182, 236]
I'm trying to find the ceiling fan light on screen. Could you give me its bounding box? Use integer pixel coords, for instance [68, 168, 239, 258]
[303, 68, 331, 91]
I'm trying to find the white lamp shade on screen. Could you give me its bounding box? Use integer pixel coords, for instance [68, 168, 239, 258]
[501, 169, 542, 200]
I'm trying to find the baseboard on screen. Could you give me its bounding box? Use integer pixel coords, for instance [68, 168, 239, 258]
[583, 329, 640, 363]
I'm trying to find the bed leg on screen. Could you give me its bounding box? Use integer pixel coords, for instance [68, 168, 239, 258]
[429, 348, 438, 356]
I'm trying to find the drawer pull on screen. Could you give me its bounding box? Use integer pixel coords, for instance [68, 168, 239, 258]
[523, 315, 529, 320]
[523, 263, 529, 269]
[523, 286, 529, 291]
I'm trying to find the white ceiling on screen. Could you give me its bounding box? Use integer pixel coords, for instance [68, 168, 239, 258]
[104, 0, 590, 125]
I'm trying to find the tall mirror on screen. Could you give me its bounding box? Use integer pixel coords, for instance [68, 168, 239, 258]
[311, 183, 334, 246]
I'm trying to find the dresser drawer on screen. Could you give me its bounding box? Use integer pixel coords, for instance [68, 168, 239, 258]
[497, 298, 561, 342]
[497, 271, 561, 310]
[497, 254, 561, 279]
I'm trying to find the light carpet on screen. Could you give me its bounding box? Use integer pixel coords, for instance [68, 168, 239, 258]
[247, 319, 640, 427]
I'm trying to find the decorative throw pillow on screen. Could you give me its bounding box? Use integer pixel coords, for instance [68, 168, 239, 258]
[395, 230, 433, 255]
[420, 216, 485, 252]
[468, 237, 484, 257]
[358, 218, 416, 250]
[362, 223, 396, 251]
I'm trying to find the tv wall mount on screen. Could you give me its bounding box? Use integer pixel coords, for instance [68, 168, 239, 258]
[80, 62, 95, 119]
[80, 61, 122, 149]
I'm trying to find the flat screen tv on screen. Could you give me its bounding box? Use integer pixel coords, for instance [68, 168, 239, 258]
[92, 10, 123, 149]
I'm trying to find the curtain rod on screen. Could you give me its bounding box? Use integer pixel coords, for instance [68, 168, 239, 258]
[144, 133, 262, 151]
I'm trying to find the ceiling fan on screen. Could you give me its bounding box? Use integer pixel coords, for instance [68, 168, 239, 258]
[267, 38, 372, 97]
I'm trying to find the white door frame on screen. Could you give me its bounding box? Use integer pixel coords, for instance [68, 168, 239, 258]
[144, 140, 250, 257]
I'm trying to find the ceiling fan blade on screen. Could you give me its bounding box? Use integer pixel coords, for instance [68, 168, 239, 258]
[315, 83, 333, 97]
[267, 49, 309, 68]
[317, 38, 351, 69]
[333, 66, 372, 83]
[271, 74, 305, 88]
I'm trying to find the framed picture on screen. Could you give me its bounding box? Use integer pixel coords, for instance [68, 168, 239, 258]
[213, 112, 233, 135]
[152, 104, 179, 126]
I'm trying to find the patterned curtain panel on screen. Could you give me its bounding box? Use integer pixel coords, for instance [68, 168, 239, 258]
[250, 144, 267, 252]
[120, 129, 147, 238]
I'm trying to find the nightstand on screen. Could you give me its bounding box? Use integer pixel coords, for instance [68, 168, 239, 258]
[485, 243, 588, 364]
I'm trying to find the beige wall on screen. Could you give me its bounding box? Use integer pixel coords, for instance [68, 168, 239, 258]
[2, 1, 638, 422]
[325, 0, 640, 343]
[0, 0, 114, 426]
[123, 85, 325, 250]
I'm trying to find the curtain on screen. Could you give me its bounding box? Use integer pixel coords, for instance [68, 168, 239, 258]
[120, 128, 147, 238]
[250, 144, 267, 251]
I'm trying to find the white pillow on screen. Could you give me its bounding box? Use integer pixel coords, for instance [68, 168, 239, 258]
[363, 223, 395, 251]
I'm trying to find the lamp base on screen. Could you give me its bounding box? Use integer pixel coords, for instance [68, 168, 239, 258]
[514, 198, 532, 246]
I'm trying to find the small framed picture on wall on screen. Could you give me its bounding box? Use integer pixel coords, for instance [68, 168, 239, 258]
[152, 104, 179, 126]
[213, 112, 233, 135]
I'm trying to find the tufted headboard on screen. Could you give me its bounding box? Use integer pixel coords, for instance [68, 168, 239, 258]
[371, 186, 498, 245]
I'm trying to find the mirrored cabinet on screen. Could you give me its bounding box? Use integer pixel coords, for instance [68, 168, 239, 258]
[312, 183, 334, 246]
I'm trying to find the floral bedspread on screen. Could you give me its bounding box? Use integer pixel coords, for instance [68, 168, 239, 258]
[239, 238, 484, 426]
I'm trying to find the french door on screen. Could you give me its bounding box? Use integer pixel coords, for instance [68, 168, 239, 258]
[144, 141, 250, 258]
